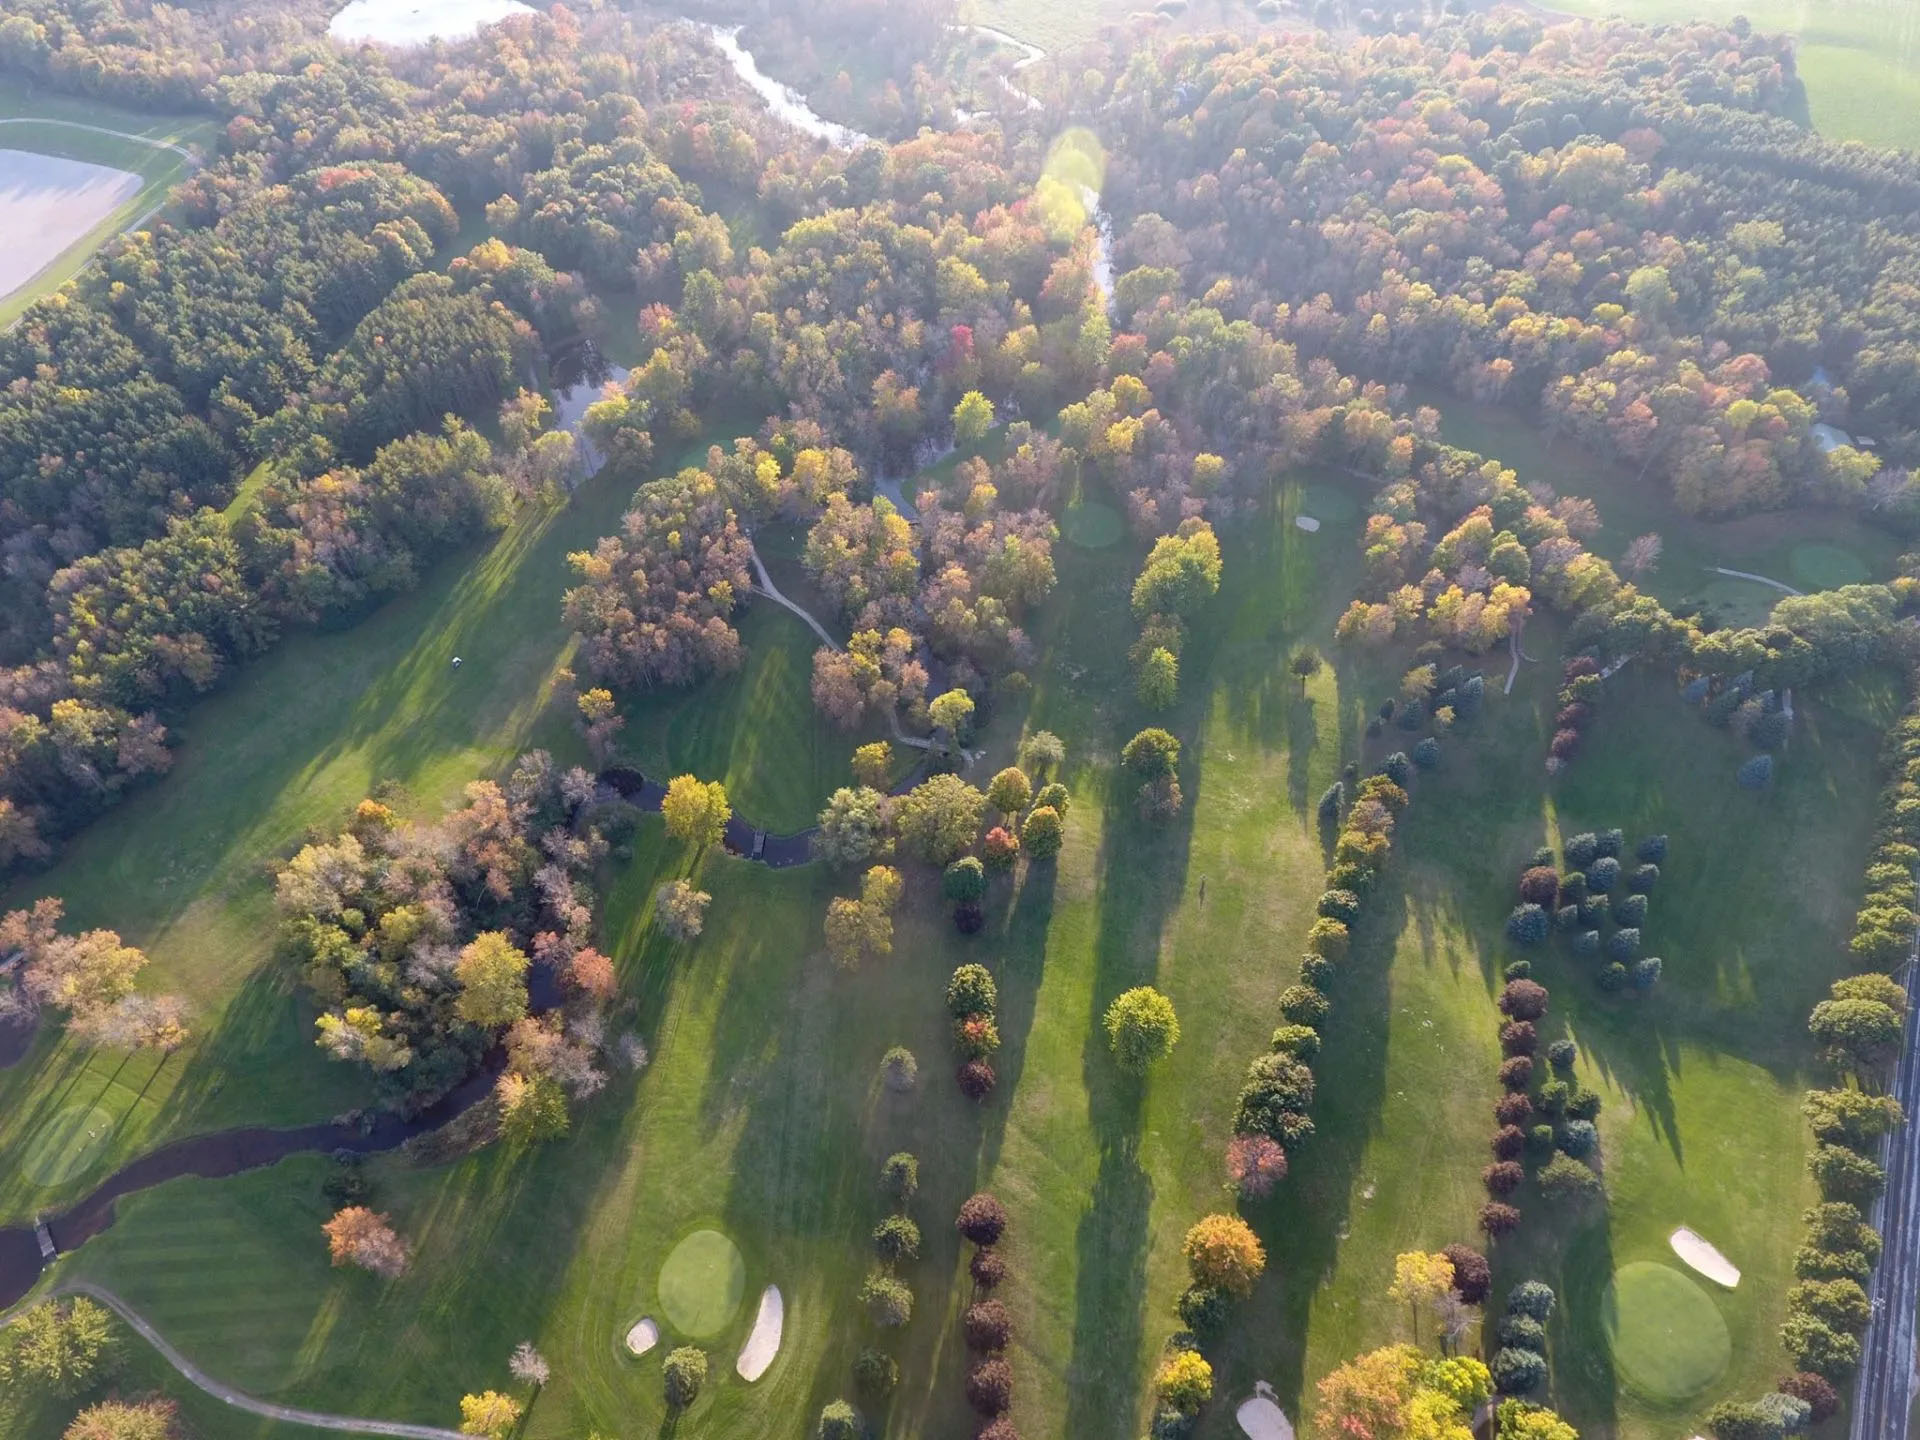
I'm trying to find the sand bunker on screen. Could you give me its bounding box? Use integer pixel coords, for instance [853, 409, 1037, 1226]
[623, 1317, 659, 1356]
[1237, 1382, 1295, 1440]
[0, 150, 143, 303]
[1295, 515, 1322, 533]
[328, 0, 535, 47]
[734, 1285, 784, 1381]
[1670, 1227, 1741, 1287]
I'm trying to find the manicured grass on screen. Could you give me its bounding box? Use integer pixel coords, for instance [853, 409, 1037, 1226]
[18, 1104, 117, 1191]
[1061, 499, 1123, 548]
[1601, 1262, 1732, 1404]
[0, 83, 216, 328]
[657, 1229, 749, 1339]
[1413, 386, 1902, 627]
[0, 425, 841, 1226]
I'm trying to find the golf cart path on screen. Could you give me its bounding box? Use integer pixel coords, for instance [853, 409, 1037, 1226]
[1709, 565, 1802, 596]
[0, 117, 197, 161]
[8, 1282, 468, 1440]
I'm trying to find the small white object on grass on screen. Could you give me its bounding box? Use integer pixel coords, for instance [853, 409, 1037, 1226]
[623, 1317, 659, 1356]
[1236, 1382, 1295, 1440]
[451, 656, 462, 668]
[1295, 515, 1321, 533]
[735, 1285, 784, 1381]
[1670, 1227, 1741, 1287]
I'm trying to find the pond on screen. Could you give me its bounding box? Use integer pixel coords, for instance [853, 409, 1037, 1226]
[327, 0, 536, 48]
[549, 344, 629, 478]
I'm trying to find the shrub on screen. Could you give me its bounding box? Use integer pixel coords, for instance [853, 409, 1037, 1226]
[977, 1424, 1021, 1440]
[1506, 905, 1550, 947]
[1527, 1124, 1557, 1158]
[1300, 954, 1336, 989]
[1588, 857, 1620, 892]
[1279, 985, 1331, 1028]
[1558, 871, 1588, 904]
[1328, 861, 1373, 895]
[1538, 1153, 1602, 1202]
[1549, 729, 1581, 761]
[1577, 895, 1609, 928]
[1269, 1024, 1320, 1059]
[1235, 1053, 1316, 1143]
[1499, 979, 1550, 1020]
[1033, 783, 1069, 816]
[1566, 1088, 1603, 1121]
[880, 1047, 918, 1093]
[1495, 1093, 1535, 1127]
[956, 1193, 1009, 1246]
[1226, 1134, 1289, 1198]
[1508, 1281, 1557, 1320]
[1607, 927, 1642, 962]
[965, 1358, 1014, 1416]
[1788, 1277, 1871, 1334]
[1182, 1214, 1266, 1295]
[1564, 833, 1599, 868]
[1702, 1402, 1775, 1440]
[852, 1347, 897, 1399]
[1612, 893, 1648, 928]
[881, 1151, 919, 1202]
[1484, 1161, 1525, 1196]
[662, 1347, 707, 1407]
[970, 1247, 1007, 1290]
[982, 826, 1019, 870]
[1414, 737, 1441, 769]
[817, 1401, 861, 1440]
[943, 857, 986, 903]
[1756, 1392, 1812, 1435]
[872, 1215, 921, 1264]
[1317, 782, 1344, 822]
[1154, 1349, 1214, 1415]
[1382, 751, 1412, 784]
[1491, 1125, 1526, 1160]
[1598, 963, 1629, 992]
[1629, 863, 1660, 893]
[1318, 889, 1362, 924]
[1505, 959, 1535, 981]
[1442, 1243, 1492, 1304]
[1497, 1313, 1547, 1350]
[860, 1272, 913, 1327]
[1556, 702, 1592, 728]
[1632, 957, 1663, 990]
[1777, 1372, 1839, 1422]
[1480, 1203, 1522, 1238]
[1553, 905, 1580, 933]
[955, 1012, 1001, 1060]
[1518, 867, 1561, 906]
[1177, 1283, 1231, 1340]
[946, 964, 997, 1018]
[1546, 1039, 1577, 1070]
[1500, 1021, 1538, 1056]
[1558, 1120, 1599, 1158]
[1105, 987, 1181, 1071]
[1306, 917, 1350, 960]
[1498, 1056, 1534, 1090]
[957, 1059, 996, 1099]
[964, 1300, 1013, 1352]
[1811, 1144, 1887, 1203]
[1595, 828, 1624, 858]
[1021, 805, 1063, 858]
[1740, 754, 1774, 789]
[1637, 834, 1668, 863]
[954, 900, 984, 933]
[1572, 929, 1601, 958]
[1781, 1312, 1861, 1379]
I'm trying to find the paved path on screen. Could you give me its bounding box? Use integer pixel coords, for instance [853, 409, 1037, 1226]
[5, 1282, 468, 1440]
[1851, 916, 1920, 1440]
[1710, 565, 1803, 596]
[0, 117, 197, 161]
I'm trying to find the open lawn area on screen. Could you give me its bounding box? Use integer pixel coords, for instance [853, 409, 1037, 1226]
[0, 81, 216, 327]
[2, 434, 1881, 1440]
[1411, 385, 1905, 628]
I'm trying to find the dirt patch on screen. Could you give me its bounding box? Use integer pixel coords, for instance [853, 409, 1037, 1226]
[0, 149, 142, 302]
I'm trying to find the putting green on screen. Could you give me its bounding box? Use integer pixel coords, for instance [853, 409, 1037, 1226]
[658, 1229, 746, 1339]
[1300, 482, 1361, 527]
[1789, 542, 1869, 590]
[1061, 500, 1123, 549]
[1601, 1261, 1731, 1403]
[21, 1103, 119, 1188]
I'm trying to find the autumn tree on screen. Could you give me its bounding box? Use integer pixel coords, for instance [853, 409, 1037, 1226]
[662, 775, 731, 848]
[62, 1400, 178, 1440]
[986, 767, 1032, 821]
[654, 879, 711, 941]
[458, 1391, 522, 1440]
[825, 865, 905, 969]
[323, 1207, 410, 1278]
[852, 742, 894, 789]
[814, 786, 891, 869]
[1389, 1251, 1456, 1342]
[1104, 986, 1181, 1072]
[894, 774, 986, 864]
[1183, 1214, 1266, 1296]
[454, 931, 531, 1029]
[0, 1297, 117, 1396]
[497, 1069, 571, 1144]
[954, 390, 995, 447]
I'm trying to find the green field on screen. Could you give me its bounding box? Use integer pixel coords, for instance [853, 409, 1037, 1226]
[0, 419, 1879, 1440]
[0, 82, 216, 328]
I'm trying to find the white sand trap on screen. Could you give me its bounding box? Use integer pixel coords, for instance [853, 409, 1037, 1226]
[1295, 515, 1322, 532]
[623, 1317, 659, 1356]
[328, 0, 535, 48]
[1237, 1382, 1295, 1440]
[734, 1285, 783, 1381]
[1670, 1227, 1741, 1288]
[0, 150, 143, 303]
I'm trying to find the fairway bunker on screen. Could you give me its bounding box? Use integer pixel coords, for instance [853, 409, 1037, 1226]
[658, 1229, 746, 1339]
[1601, 1261, 1731, 1403]
[734, 1284, 783, 1380]
[1670, 1227, 1741, 1288]
[21, 1103, 119, 1189]
[0, 149, 143, 304]
[623, 1317, 659, 1356]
